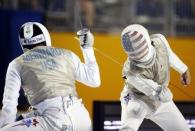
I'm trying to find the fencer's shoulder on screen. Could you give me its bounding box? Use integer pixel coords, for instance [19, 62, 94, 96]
[49, 46, 70, 52]
[150, 34, 170, 48]
[11, 53, 23, 63]
[63, 49, 77, 56]
[60, 48, 80, 60]
[122, 58, 134, 77]
[8, 59, 17, 65]
[122, 58, 142, 77]
[7, 58, 21, 70]
[150, 34, 168, 43]
[51, 47, 74, 56]
[150, 33, 165, 38]
[150, 33, 166, 39]
[123, 58, 130, 67]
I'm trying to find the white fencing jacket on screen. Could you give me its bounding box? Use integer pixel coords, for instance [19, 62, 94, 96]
[122, 34, 187, 108]
[0, 46, 100, 128]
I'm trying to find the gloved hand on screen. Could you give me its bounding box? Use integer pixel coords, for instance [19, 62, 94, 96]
[181, 69, 191, 86]
[149, 86, 173, 103]
[149, 86, 162, 101]
[158, 88, 173, 103]
[76, 28, 94, 49]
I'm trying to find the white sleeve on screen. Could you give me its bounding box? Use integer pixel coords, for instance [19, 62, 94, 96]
[0, 60, 21, 128]
[71, 47, 101, 87]
[155, 34, 188, 74]
[126, 74, 161, 96]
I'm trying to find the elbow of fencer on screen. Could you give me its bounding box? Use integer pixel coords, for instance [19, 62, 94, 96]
[92, 79, 101, 88]
[96, 79, 101, 87]
[89, 70, 101, 87]
[90, 78, 101, 88]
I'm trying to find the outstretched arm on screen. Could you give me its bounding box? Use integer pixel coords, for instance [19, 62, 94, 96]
[72, 29, 101, 87]
[0, 61, 21, 128]
[71, 48, 100, 87]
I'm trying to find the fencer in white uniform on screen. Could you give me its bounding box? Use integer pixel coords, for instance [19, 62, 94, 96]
[120, 24, 191, 131]
[0, 22, 101, 131]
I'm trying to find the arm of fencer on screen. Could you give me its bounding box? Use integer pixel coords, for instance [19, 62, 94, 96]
[154, 34, 188, 74]
[0, 61, 21, 128]
[71, 48, 101, 87]
[126, 74, 161, 96]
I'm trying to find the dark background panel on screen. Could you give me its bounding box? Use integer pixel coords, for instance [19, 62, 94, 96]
[0, 9, 43, 110]
[93, 101, 195, 131]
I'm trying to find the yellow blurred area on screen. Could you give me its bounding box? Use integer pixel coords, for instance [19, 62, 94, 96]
[51, 32, 195, 117]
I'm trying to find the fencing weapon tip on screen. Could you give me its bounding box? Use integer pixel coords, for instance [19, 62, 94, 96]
[74, 36, 79, 41]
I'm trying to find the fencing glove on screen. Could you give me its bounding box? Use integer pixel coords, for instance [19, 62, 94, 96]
[77, 28, 94, 49]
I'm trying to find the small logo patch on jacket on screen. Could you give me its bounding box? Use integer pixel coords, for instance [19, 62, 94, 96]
[23, 118, 39, 127]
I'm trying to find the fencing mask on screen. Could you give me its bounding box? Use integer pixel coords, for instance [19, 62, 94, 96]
[19, 22, 51, 52]
[121, 24, 156, 68]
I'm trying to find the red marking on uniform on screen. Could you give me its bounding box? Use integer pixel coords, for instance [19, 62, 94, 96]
[33, 119, 39, 127]
[131, 45, 149, 60]
[132, 34, 143, 43]
[130, 31, 138, 37]
[134, 39, 146, 49]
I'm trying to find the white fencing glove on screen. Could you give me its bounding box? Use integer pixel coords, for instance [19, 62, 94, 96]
[77, 28, 94, 49]
[149, 86, 173, 103]
[181, 69, 191, 86]
[149, 86, 162, 101]
[158, 87, 173, 102]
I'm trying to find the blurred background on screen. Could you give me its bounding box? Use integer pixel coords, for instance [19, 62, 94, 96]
[0, 0, 195, 130]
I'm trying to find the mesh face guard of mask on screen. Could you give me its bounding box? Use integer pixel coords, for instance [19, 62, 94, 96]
[121, 24, 156, 68]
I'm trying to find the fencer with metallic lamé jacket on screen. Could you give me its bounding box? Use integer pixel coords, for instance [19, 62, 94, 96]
[15, 46, 78, 105]
[121, 34, 187, 110]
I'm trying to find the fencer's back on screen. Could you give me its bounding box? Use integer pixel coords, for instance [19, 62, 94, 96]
[16, 46, 77, 105]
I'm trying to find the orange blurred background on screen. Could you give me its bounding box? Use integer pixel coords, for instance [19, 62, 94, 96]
[51, 32, 195, 117]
